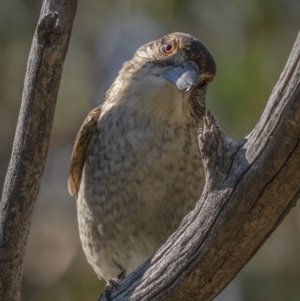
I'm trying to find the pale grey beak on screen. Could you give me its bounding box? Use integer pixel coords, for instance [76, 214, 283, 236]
[162, 61, 199, 93]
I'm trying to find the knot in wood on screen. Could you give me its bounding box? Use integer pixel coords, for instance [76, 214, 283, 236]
[37, 12, 61, 48]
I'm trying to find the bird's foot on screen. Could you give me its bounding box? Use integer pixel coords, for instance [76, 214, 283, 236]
[97, 272, 125, 301]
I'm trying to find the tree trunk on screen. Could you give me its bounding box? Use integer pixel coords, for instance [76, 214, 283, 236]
[0, 1, 77, 301]
[99, 32, 300, 301]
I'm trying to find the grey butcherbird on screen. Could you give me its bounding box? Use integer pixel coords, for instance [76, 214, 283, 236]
[68, 32, 216, 288]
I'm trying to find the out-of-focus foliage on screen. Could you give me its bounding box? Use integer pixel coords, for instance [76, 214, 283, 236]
[0, 1, 299, 300]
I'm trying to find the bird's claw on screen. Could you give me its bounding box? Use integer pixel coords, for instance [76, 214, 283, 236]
[97, 272, 125, 301]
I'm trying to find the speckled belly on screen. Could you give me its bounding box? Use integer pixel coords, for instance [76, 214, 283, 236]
[76, 121, 205, 281]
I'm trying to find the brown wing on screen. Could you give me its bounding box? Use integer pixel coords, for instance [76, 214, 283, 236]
[68, 105, 102, 196]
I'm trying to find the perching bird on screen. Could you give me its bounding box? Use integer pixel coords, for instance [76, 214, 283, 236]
[68, 32, 216, 285]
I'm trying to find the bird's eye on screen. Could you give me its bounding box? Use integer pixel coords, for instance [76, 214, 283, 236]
[162, 41, 175, 54]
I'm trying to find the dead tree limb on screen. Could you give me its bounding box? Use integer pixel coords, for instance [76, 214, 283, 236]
[100, 32, 300, 301]
[0, 1, 77, 300]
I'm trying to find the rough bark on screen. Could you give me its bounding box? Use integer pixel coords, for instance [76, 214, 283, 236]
[99, 32, 300, 301]
[0, 1, 77, 301]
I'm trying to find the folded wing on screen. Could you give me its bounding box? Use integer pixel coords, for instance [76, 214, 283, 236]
[68, 105, 102, 196]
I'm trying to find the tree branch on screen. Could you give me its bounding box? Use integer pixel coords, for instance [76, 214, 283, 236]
[101, 32, 300, 301]
[0, 1, 77, 300]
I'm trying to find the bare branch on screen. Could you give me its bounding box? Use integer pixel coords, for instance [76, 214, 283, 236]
[0, 1, 77, 300]
[101, 32, 300, 301]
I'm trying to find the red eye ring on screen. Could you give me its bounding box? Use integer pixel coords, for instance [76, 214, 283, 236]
[162, 41, 175, 54]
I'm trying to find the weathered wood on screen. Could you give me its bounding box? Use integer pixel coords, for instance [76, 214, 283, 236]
[99, 32, 300, 301]
[0, 1, 77, 300]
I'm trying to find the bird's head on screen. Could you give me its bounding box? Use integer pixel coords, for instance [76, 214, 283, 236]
[106, 32, 216, 126]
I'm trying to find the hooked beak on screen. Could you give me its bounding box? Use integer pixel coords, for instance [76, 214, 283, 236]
[161, 61, 199, 93]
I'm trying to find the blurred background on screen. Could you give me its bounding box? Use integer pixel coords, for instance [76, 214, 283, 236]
[0, 0, 299, 300]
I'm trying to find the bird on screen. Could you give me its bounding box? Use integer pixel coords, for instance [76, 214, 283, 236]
[68, 32, 216, 287]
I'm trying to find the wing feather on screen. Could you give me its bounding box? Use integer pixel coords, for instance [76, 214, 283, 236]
[68, 105, 102, 196]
